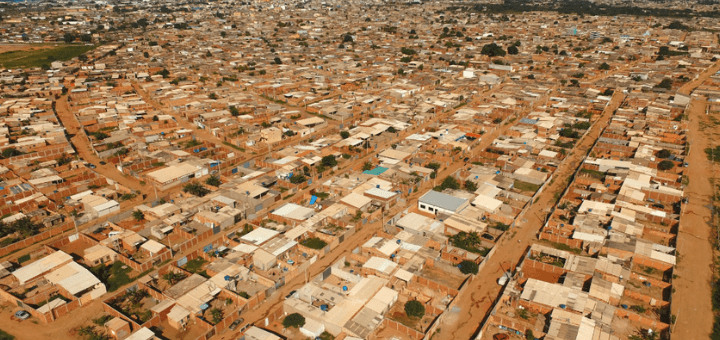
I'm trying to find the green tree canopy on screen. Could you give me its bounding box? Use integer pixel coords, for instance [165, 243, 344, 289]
[404, 300, 425, 318]
[283, 313, 306, 328]
[459, 260, 479, 275]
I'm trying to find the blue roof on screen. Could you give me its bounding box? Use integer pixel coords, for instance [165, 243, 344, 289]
[519, 118, 538, 125]
[363, 166, 388, 176]
[309, 195, 318, 205]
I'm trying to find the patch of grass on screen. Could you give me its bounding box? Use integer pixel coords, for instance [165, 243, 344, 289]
[0, 329, 14, 340]
[580, 168, 606, 179]
[222, 141, 246, 152]
[0, 44, 95, 69]
[184, 258, 209, 278]
[301, 237, 328, 250]
[98, 262, 133, 292]
[17, 254, 30, 263]
[543, 240, 582, 254]
[513, 180, 540, 192]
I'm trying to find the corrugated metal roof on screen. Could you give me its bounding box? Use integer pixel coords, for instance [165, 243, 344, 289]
[419, 190, 468, 212]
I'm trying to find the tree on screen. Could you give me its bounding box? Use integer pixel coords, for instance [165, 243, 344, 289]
[156, 68, 170, 78]
[162, 272, 185, 285]
[229, 106, 239, 116]
[63, 33, 76, 43]
[362, 162, 373, 171]
[143, 51, 149, 58]
[398, 68, 404, 75]
[209, 93, 218, 100]
[289, 174, 307, 184]
[387, 126, 397, 133]
[321, 155, 337, 167]
[656, 78, 673, 90]
[343, 34, 353, 43]
[132, 210, 144, 222]
[274, 57, 282, 64]
[426, 163, 441, 172]
[283, 313, 305, 328]
[340, 131, 350, 139]
[480, 43, 506, 57]
[182, 182, 210, 197]
[152, 115, 159, 121]
[464, 180, 478, 192]
[209, 308, 223, 324]
[559, 128, 579, 139]
[525, 329, 535, 340]
[599, 62, 610, 70]
[1, 148, 21, 159]
[657, 149, 671, 159]
[507, 45, 519, 55]
[404, 300, 425, 318]
[657, 160, 675, 171]
[459, 260, 479, 275]
[442, 176, 460, 190]
[205, 175, 221, 187]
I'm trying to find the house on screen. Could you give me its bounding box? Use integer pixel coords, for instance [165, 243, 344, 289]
[83, 244, 118, 266]
[243, 326, 281, 340]
[105, 317, 131, 340]
[12, 251, 73, 285]
[418, 190, 469, 215]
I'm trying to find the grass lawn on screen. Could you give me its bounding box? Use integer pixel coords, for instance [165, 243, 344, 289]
[513, 179, 540, 192]
[91, 261, 133, 292]
[0, 329, 13, 340]
[184, 258, 209, 278]
[0, 44, 95, 69]
[301, 237, 327, 250]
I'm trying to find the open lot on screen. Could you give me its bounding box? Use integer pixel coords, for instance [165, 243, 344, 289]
[0, 44, 94, 69]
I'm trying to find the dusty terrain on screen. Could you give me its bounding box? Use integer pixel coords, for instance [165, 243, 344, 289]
[670, 97, 716, 339]
[440, 92, 626, 340]
[0, 44, 53, 54]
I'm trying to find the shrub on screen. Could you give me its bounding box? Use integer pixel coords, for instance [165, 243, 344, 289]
[657, 160, 674, 171]
[282, 313, 305, 328]
[404, 300, 425, 318]
[459, 260, 479, 275]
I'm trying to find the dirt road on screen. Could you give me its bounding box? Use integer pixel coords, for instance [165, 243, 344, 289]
[671, 97, 715, 339]
[55, 95, 153, 197]
[441, 92, 626, 340]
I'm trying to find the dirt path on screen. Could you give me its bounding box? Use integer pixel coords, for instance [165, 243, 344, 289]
[442, 92, 626, 340]
[671, 97, 715, 339]
[679, 61, 720, 95]
[0, 296, 105, 340]
[55, 95, 153, 197]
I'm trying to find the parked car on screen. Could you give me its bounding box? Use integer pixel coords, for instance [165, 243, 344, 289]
[229, 318, 244, 331]
[99, 161, 106, 165]
[14, 310, 29, 320]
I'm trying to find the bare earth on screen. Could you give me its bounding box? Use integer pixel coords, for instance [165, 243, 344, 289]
[439, 92, 626, 340]
[0, 44, 54, 54]
[671, 97, 715, 339]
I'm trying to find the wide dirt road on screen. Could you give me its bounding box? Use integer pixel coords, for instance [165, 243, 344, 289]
[441, 92, 625, 340]
[55, 95, 153, 197]
[671, 97, 715, 339]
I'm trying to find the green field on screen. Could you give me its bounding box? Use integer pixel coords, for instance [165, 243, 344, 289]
[0, 44, 95, 69]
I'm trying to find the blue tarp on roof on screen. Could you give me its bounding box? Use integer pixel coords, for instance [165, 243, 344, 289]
[519, 118, 539, 125]
[309, 195, 318, 205]
[363, 167, 388, 176]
